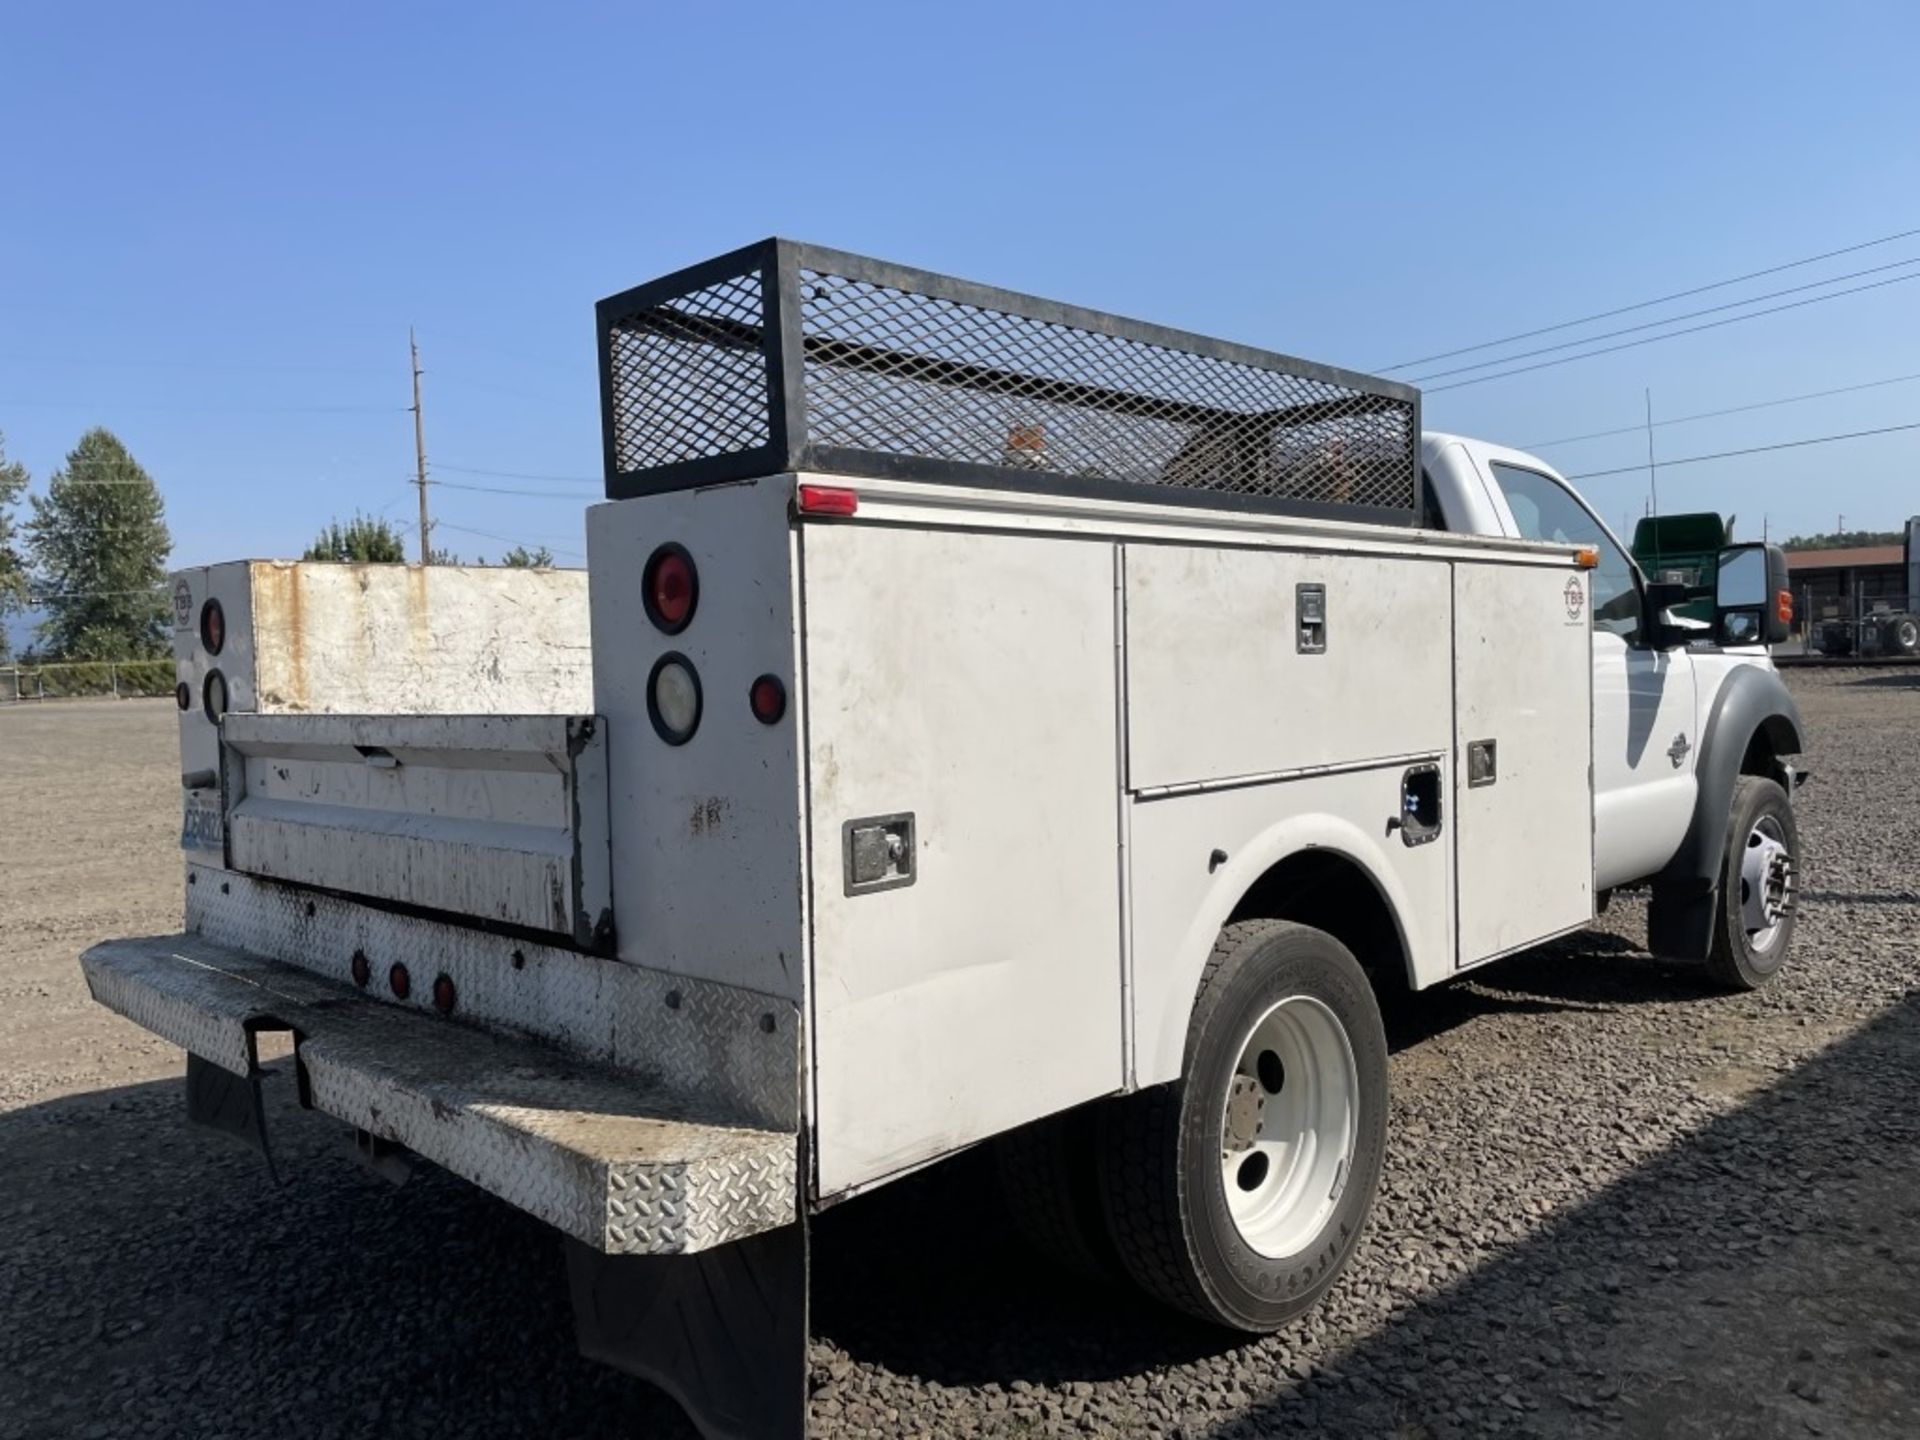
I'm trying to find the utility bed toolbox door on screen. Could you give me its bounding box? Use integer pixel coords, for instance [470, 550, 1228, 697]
[1452, 562, 1594, 964]
[218, 713, 612, 947]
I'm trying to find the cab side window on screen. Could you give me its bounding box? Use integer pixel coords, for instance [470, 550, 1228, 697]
[1488, 462, 1640, 639]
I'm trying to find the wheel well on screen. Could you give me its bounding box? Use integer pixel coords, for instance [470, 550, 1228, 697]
[1227, 849, 1411, 995]
[1739, 715, 1798, 783]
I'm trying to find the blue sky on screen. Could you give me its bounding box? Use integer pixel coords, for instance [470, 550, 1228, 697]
[2, 1, 1917, 574]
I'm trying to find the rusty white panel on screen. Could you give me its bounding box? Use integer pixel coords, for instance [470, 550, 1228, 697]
[243, 561, 591, 715]
[1452, 561, 1594, 964]
[1124, 546, 1452, 790]
[219, 712, 611, 945]
[187, 865, 798, 1130]
[803, 523, 1123, 1197]
[587, 480, 809, 1003]
[1128, 764, 1453, 1087]
[81, 933, 796, 1255]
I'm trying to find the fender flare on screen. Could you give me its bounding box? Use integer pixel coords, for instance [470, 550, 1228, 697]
[1137, 812, 1430, 1089]
[1647, 664, 1805, 959]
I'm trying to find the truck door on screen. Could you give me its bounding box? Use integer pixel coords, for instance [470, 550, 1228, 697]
[1480, 461, 1698, 890]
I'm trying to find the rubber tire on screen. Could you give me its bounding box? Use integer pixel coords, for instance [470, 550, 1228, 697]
[992, 1103, 1125, 1285]
[1884, 615, 1919, 656]
[1095, 919, 1388, 1331]
[1705, 776, 1799, 990]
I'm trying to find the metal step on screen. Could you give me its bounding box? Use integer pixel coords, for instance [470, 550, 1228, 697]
[81, 933, 797, 1255]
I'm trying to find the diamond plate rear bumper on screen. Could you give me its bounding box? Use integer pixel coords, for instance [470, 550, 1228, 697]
[80, 934, 798, 1255]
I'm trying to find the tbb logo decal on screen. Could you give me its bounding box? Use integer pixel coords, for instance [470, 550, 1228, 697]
[1564, 576, 1586, 623]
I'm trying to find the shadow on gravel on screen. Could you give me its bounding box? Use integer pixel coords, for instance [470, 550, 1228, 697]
[1845, 670, 1920, 688]
[0, 1069, 698, 1440]
[6, 993, 1916, 1439]
[820, 996, 1920, 1437]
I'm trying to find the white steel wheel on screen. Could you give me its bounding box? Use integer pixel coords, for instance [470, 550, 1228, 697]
[1707, 775, 1799, 991]
[1218, 996, 1360, 1259]
[1738, 812, 1794, 954]
[1096, 919, 1388, 1332]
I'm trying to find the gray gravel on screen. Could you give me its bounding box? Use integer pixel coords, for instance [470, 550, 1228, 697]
[3, 669, 1918, 1439]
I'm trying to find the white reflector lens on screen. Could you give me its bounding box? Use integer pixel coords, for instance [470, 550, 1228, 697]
[648, 655, 702, 744]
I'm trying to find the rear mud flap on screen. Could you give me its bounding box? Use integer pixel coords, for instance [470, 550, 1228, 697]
[184, 1052, 276, 1179]
[567, 1217, 809, 1440]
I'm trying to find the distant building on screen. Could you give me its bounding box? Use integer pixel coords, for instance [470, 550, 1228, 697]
[1786, 540, 1911, 622]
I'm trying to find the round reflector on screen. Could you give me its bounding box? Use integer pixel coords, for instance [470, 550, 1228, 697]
[350, 950, 371, 988]
[202, 669, 228, 723]
[643, 544, 698, 634]
[389, 963, 411, 1000]
[199, 598, 226, 655]
[175, 681, 192, 711]
[749, 674, 787, 725]
[647, 653, 702, 745]
[432, 973, 457, 1015]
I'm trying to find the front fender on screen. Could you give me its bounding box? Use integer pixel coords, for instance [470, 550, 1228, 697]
[1648, 664, 1805, 958]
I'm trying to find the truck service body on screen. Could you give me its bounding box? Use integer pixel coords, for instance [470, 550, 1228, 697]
[82, 241, 1805, 1439]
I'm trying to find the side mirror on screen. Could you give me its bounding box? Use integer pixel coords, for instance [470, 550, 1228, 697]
[1714, 542, 1792, 647]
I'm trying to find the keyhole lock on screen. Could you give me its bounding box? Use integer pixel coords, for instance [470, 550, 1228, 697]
[843, 812, 916, 895]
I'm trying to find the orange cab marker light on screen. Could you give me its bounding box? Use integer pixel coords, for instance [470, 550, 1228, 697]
[1777, 590, 1794, 624]
[797, 485, 858, 517]
[1575, 546, 1600, 569]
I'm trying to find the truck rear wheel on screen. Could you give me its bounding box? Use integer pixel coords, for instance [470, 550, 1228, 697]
[1884, 614, 1920, 656]
[1705, 776, 1798, 990]
[992, 1103, 1124, 1284]
[1096, 920, 1387, 1331]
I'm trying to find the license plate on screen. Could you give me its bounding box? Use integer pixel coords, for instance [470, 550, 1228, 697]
[181, 797, 224, 853]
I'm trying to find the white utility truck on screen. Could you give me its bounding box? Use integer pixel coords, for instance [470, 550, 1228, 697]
[82, 241, 1804, 1440]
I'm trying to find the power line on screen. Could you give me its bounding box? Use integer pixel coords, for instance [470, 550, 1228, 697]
[437, 462, 601, 484]
[1423, 269, 1920, 393]
[1408, 253, 1920, 383]
[431, 519, 585, 560]
[430, 478, 598, 499]
[1378, 223, 1920, 372]
[0, 398, 401, 414]
[1523, 369, 1920, 448]
[1561, 419, 1920, 481]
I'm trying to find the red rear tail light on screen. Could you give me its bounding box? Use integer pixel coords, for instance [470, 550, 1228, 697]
[388, 963, 411, 1000]
[432, 973, 457, 1014]
[749, 674, 787, 725]
[797, 485, 858, 517]
[199, 598, 226, 655]
[643, 544, 697, 634]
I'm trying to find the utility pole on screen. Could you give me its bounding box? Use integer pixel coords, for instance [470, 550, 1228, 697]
[410, 327, 430, 565]
[1643, 388, 1659, 518]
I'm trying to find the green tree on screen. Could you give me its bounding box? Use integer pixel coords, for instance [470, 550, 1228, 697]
[0, 430, 29, 661]
[304, 513, 407, 563]
[499, 544, 554, 568]
[25, 429, 171, 660]
[1782, 529, 1904, 552]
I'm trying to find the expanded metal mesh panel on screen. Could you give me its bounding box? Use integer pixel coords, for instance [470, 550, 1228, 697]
[606, 266, 770, 474]
[598, 241, 1418, 519]
[798, 270, 1413, 510]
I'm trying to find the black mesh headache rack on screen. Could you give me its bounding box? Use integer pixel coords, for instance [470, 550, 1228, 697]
[596, 239, 1421, 525]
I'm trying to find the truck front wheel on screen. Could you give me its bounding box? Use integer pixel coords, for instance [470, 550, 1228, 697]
[1097, 920, 1387, 1331]
[1705, 776, 1799, 990]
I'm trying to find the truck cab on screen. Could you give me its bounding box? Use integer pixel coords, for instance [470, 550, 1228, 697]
[1423, 432, 1803, 975]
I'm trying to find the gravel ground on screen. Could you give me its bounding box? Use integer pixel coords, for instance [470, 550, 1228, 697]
[2, 673, 1916, 1439]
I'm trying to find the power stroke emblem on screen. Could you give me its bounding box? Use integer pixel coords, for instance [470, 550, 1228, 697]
[1563, 575, 1586, 623]
[1667, 732, 1692, 768]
